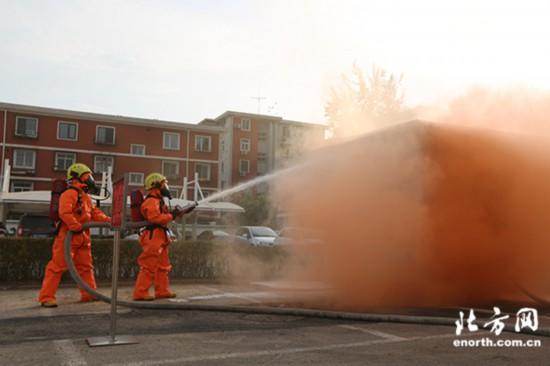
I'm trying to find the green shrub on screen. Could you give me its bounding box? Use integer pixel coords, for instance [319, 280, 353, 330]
[0, 238, 288, 283]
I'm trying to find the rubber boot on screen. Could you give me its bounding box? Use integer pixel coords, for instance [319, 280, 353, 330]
[154, 270, 176, 298]
[41, 300, 58, 308]
[133, 269, 154, 300]
[38, 263, 64, 304]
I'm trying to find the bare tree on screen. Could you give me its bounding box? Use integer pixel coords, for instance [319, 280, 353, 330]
[326, 64, 410, 137]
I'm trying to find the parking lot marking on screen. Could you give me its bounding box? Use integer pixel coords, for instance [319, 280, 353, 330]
[105, 332, 484, 366]
[199, 286, 263, 304]
[107, 339, 394, 366]
[338, 324, 406, 341]
[53, 339, 87, 366]
[189, 292, 273, 302]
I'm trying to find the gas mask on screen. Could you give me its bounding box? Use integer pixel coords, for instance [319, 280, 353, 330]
[159, 184, 172, 200]
[81, 175, 101, 195]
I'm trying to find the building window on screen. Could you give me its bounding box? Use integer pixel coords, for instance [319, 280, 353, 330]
[241, 118, 251, 131]
[163, 132, 180, 150]
[162, 160, 179, 179]
[96, 125, 116, 145]
[195, 163, 211, 181]
[258, 160, 268, 175]
[239, 160, 250, 176]
[13, 149, 36, 169]
[240, 138, 250, 153]
[54, 152, 76, 171]
[195, 135, 212, 152]
[94, 155, 114, 174]
[57, 121, 78, 141]
[258, 132, 267, 141]
[283, 125, 290, 138]
[130, 144, 145, 155]
[129, 172, 144, 186]
[15, 116, 38, 138]
[282, 147, 291, 158]
[11, 181, 33, 192]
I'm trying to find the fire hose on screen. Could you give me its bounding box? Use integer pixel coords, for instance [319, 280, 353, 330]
[65, 222, 550, 338]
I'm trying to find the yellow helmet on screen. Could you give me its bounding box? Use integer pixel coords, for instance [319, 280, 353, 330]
[67, 163, 92, 180]
[145, 172, 167, 190]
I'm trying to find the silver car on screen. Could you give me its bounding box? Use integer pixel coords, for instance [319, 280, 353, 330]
[236, 226, 278, 246]
[274, 227, 323, 246]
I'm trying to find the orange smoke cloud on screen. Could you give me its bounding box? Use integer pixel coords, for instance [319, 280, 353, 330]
[278, 89, 550, 311]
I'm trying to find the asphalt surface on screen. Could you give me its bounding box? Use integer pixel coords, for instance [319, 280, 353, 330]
[1, 282, 549, 365]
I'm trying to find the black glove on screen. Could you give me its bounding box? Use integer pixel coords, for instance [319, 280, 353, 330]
[170, 207, 182, 219]
[182, 202, 198, 214]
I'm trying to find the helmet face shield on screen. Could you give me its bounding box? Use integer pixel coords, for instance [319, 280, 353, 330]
[81, 173, 101, 195]
[159, 181, 172, 199]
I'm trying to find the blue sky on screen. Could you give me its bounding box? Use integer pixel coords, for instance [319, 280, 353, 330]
[1, 0, 549, 124]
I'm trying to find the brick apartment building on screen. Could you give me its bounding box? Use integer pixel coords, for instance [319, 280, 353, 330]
[0, 102, 222, 199]
[0, 102, 326, 199]
[200, 111, 326, 192]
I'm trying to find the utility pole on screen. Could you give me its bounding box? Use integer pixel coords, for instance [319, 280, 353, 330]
[251, 95, 266, 114]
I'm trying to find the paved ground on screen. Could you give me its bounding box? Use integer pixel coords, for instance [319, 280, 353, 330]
[1, 281, 549, 365]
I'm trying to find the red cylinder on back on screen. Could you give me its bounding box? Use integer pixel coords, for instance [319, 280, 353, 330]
[130, 189, 145, 222]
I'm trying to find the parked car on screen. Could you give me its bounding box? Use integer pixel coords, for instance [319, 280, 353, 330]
[198, 230, 230, 241]
[16, 214, 55, 238]
[236, 226, 278, 246]
[0, 223, 10, 237]
[198, 230, 250, 245]
[274, 227, 323, 246]
[122, 233, 140, 241]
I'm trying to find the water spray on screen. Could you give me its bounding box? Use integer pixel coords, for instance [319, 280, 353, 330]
[198, 164, 303, 204]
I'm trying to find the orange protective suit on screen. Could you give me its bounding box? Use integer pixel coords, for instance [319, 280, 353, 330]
[133, 189, 175, 299]
[38, 180, 110, 303]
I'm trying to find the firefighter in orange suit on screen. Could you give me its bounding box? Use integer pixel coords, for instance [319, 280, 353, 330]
[133, 173, 196, 301]
[38, 163, 111, 307]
